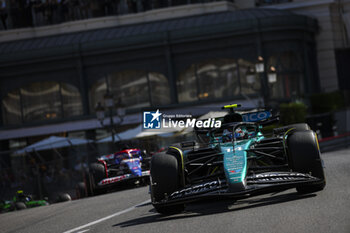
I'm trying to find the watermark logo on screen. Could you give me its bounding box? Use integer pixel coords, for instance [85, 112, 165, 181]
[143, 109, 162, 129]
[143, 109, 222, 130]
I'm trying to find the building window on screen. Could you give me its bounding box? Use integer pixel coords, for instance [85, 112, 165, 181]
[148, 72, 171, 106]
[238, 59, 261, 95]
[90, 79, 107, 113]
[256, 0, 292, 6]
[269, 74, 302, 99]
[61, 83, 84, 118]
[2, 90, 21, 125]
[21, 82, 62, 122]
[177, 59, 260, 103]
[110, 71, 150, 109]
[197, 60, 240, 100]
[177, 65, 197, 103]
[267, 51, 304, 99]
[90, 71, 171, 112]
[1, 82, 83, 126]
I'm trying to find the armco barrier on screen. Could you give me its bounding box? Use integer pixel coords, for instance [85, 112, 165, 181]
[319, 132, 350, 152]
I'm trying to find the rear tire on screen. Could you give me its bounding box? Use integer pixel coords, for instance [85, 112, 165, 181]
[76, 182, 88, 198]
[287, 130, 325, 194]
[15, 202, 26, 210]
[57, 193, 71, 202]
[90, 163, 106, 184]
[150, 152, 184, 215]
[89, 163, 107, 196]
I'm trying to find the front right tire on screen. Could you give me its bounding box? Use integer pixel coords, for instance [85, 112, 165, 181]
[287, 130, 326, 194]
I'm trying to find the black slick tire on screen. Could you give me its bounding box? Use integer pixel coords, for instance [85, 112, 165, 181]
[76, 182, 88, 198]
[90, 163, 106, 184]
[287, 130, 326, 194]
[150, 152, 184, 215]
[15, 202, 26, 210]
[89, 163, 107, 196]
[57, 193, 71, 202]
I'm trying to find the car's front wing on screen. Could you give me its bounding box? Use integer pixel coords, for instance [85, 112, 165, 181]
[152, 172, 322, 206]
[97, 170, 150, 187]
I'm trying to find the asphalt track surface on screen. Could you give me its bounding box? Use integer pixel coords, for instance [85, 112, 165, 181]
[1, 148, 350, 233]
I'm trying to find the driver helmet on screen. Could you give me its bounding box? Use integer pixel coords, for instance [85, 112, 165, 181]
[16, 190, 25, 197]
[234, 127, 246, 139]
[16, 190, 29, 201]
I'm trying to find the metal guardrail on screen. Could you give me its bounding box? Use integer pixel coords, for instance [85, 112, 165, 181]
[310, 108, 350, 152]
[307, 108, 350, 139]
[319, 133, 350, 152]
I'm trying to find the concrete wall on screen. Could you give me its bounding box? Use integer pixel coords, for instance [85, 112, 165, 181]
[261, 0, 350, 92]
[0, 1, 236, 43]
[234, 0, 255, 8]
[302, 3, 339, 92]
[342, 0, 350, 45]
[1, 0, 347, 94]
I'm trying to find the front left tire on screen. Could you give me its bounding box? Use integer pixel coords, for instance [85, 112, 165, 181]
[150, 152, 184, 215]
[89, 163, 107, 196]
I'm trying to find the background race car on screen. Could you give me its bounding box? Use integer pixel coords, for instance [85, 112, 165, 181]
[150, 104, 325, 215]
[77, 149, 150, 198]
[0, 190, 49, 213]
[0, 190, 71, 213]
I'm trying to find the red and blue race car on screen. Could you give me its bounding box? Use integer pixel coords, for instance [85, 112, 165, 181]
[77, 149, 150, 198]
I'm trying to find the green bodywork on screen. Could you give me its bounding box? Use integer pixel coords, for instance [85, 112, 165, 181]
[0, 200, 13, 212]
[21, 199, 48, 208]
[0, 196, 48, 212]
[181, 124, 265, 191]
[220, 133, 264, 191]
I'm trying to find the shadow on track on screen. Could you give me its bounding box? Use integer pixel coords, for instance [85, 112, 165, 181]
[114, 192, 316, 228]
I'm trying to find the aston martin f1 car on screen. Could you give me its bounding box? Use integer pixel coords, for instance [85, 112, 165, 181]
[77, 149, 150, 197]
[150, 104, 326, 214]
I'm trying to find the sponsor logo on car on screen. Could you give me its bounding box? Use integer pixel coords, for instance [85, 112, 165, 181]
[99, 174, 131, 185]
[247, 172, 315, 184]
[242, 111, 271, 122]
[170, 180, 221, 199]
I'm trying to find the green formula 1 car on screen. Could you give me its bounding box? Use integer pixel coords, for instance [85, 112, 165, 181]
[0, 190, 49, 213]
[150, 104, 326, 214]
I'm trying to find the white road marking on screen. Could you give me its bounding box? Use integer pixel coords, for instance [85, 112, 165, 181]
[76, 230, 90, 233]
[62, 199, 151, 233]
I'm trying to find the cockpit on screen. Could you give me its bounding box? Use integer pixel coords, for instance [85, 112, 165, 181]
[210, 123, 259, 143]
